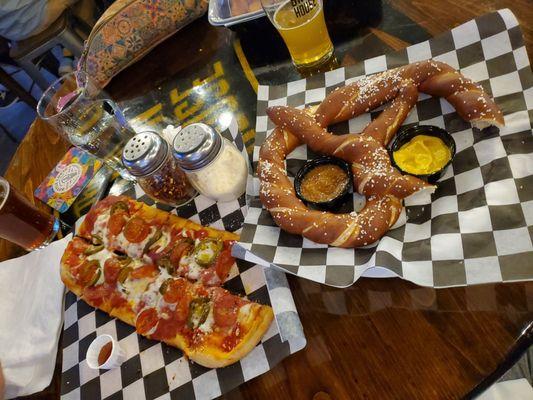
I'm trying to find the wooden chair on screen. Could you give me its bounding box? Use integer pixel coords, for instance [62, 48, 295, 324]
[9, 11, 87, 91]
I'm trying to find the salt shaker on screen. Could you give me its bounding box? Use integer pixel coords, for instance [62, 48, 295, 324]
[122, 131, 196, 207]
[172, 123, 248, 202]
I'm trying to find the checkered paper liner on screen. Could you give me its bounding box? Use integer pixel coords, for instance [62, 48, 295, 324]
[235, 9, 533, 288]
[60, 118, 306, 400]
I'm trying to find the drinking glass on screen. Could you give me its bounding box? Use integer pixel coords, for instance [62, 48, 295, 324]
[261, 0, 334, 68]
[0, 177, 60, 251]
[37, 71, 135, 180]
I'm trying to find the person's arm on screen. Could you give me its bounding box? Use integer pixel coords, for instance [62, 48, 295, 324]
[0, 0, 47, 41]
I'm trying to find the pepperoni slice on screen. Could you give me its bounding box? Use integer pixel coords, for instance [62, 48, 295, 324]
[71, 237, 89, 254]
[130, 264, 158, 280]
[213, 292, 240, 328]
[80, 211, 98, 237]
[195, 229, 209, 240]
[66, 252, 82, 270]
[214, 248, 234, 281]
[83, 284, 112, 307]
[163, 279, 187, 303]
[108, 213, 127, 236]
[123, 217, 150, 243]
[65, 240, 86, 269]
[99, 196, 125, 210]
[81, 197, 132, 236]
[136, 308, 159, 335]
[174, 293, 190, 323]
[200, 269, 220, 286]
[104, 258, 122, 284]
[153, 307, 184, 340]
[170, 241, 193, 265]
[100, 196, 134, 215]
[109, 291, 128, 309]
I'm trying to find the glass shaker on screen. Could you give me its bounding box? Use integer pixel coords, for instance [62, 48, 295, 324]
[172, 123, 248, 202]
[122, 132, 196, 207]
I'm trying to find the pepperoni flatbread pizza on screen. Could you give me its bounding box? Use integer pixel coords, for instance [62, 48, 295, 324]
[61, 196, 273, 368]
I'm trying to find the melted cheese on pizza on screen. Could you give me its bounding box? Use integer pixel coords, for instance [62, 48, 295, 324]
[92, 211, 110, 239]
[179, 254, 203, 280]
[114, 226, 157, 259]
[152, 230, 171, 254]
[198, 306, 215, 333]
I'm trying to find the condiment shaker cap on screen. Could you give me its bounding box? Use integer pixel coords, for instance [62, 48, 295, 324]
[122, 131, 168, 176]
[172, 123, 222, 171]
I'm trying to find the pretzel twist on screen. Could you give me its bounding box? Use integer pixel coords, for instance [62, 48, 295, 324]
[315, 60, 504, 130]
[258, 60, 504, 248]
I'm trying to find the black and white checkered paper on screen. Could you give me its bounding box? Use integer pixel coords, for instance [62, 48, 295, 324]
[60, 118, 306, 400]
[235, 9, 533, 288]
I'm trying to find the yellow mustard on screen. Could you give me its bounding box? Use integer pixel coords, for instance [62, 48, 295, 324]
[393, 135, 451, 175]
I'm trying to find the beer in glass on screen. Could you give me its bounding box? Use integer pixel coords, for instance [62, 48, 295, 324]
[262, 0, 334, 67]
[0, 177, 60, 251]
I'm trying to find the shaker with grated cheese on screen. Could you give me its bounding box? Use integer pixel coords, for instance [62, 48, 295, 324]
[171, 123, 248, 202]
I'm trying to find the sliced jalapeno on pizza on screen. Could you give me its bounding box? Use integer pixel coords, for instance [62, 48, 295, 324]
[187, 297, 210, 329]
[143, 228, 162, 253]
[194, 239, 223, 266]
[110, 200, 129, 215]
[78, 259, 101, 287]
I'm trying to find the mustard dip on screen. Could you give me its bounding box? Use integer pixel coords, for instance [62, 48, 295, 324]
[393, 135, 451, 175]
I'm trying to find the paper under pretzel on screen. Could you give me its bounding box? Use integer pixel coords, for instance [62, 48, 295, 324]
[258, 60, 504, 248]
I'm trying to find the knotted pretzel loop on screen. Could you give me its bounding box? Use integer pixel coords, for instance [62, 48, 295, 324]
[258, 60, 504, 248]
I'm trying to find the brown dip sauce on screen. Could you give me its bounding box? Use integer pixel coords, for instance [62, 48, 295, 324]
[300, 164, 349, 203]
[98, 341, 113, 366]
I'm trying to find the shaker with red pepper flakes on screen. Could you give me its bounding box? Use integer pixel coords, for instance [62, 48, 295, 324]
[122, 131, 196, 207]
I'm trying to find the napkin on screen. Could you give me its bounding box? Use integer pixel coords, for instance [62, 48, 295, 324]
[0, 235, 70, 399]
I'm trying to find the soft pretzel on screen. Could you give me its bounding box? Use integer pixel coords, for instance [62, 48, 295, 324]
[258, 60, 504, 248]
[267, 100, 430, 199]
[315, 60, 504, 130]
[259, 128, 403, 247]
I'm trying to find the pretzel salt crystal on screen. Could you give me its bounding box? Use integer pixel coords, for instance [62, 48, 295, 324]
[258, 128, 403, 247]
[259, 60, 504, 248]
[315, 60, 504, 130]
[267, 105, 431, 200]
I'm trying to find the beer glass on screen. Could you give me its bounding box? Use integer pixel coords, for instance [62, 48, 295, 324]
[261, 0, 334, 67]
[37, 71, 135, 180]
[0, 177, 60, 251]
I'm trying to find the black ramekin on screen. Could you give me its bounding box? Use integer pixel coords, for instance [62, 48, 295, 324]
[294, 156, 353, 211]
[389, 125, 456, 184]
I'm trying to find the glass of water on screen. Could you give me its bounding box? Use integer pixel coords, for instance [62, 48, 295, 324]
[37, 71, 135, 180]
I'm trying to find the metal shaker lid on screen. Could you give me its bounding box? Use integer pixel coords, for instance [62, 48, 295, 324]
[122, 131, 168, 176]
[172, 123, 222, 171]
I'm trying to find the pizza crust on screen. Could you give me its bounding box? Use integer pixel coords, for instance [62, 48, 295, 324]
[59, 243, 83, 298]
[78, 195, 239, 243]
[185, 305, 274, 368]
[108, 303, 136, 327]
[102, 287, 274, 368]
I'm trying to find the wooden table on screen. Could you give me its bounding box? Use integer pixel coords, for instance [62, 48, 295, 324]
[3, 1, 533, 398]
